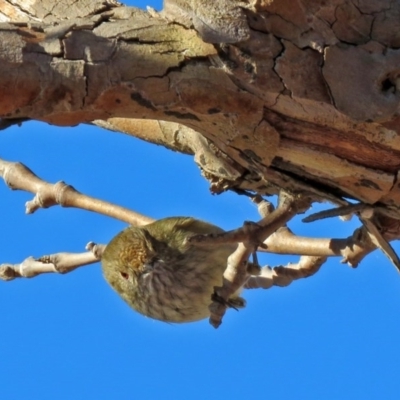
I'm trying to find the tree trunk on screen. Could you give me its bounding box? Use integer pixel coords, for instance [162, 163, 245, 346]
[1, 0, 400, 228]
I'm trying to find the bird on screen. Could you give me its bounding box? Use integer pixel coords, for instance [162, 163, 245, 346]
[101, 216, 245, 323]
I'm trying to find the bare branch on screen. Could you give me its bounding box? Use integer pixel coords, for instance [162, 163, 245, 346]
[302, 203, 367, 223]
[260, 227, 348, 256]
[245, 256, 327, 289]
[359, 211, 400, 273]
[0, 157, 154, 226]
[303, 202, 400, 272]
[1, 154, 398, 329]
[200, 192, 312, 328]
[0, 242, 105, 281]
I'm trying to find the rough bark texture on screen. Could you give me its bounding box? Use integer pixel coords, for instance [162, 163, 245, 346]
[1, 0, 400, 226]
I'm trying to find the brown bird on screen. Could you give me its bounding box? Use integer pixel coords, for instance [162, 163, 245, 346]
[101, 217, 244, 323]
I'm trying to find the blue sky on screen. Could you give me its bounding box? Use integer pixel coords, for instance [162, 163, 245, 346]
[1, 1, 400, 399]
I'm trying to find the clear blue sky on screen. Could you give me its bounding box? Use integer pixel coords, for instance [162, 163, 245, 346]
[1, 1, 400, 399]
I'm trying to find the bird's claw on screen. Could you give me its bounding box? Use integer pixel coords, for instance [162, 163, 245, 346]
[211, 292, 246, 311]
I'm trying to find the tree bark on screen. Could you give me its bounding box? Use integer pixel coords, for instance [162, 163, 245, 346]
[1, 0, 400, 227]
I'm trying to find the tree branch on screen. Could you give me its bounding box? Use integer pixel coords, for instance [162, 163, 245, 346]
[2, 1, 400, 215]
[1, 153, 399, 329]
[245, 256, 327, 289]
[190, 193, 312, 327]
[0, 242, 105, 281]
[0, 157, 153, 226]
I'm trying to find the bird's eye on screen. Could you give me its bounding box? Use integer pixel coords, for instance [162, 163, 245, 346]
[120, 271, 129, 280]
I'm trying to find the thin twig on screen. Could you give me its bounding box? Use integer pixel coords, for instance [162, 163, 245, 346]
[245, 256, 327, 289]
[303, 201, 400, 272]
[0, 242, 106, 281]
[302, 203, 367, 223]
[0, 158, 154, 226]
[359, 211, 400, 273]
